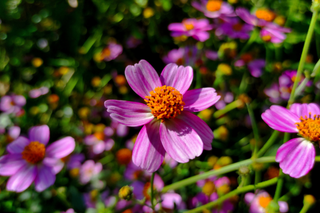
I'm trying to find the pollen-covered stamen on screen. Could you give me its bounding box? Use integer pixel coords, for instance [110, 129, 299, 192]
[145, 85, 185, 122]
[183, 20, 194, 31]
[22, 141, 46, 164]
[206, 0, 222, 12]
[255, 9, 276, 22]
[296, 113, 320, 142]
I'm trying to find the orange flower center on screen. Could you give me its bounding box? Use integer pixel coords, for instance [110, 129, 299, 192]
[255, 9, 276, 22]
[262, 35, 272, 42]
[258, 195, 272, 208]
[240, 53, 253, 63]
[143, 182, 153, 200]
[202, 181, 216, 196]
[206, 0, 222, 12]
[22, 141, 46, 164]
[102, 48, 111, 58]
[232, 23, 243, 31]
[145, 85, 185, 122]
[176, 58, 184, 66]
[94, 132, 104, 140]
[183, 21, 194, 31]
[296, 114, 320, 142]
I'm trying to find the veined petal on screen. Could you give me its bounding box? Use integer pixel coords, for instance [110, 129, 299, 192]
[0, 154, 26, 176]
[178, 111, 213, 150]
[43, 157, 64, 174]
[276, 138, 315, 178]
[46, 136, 75, 159]
[183, 88, 220, 112]
[35, 165, 56, 192]
[132, 120, 165, 173]
[7, 136, 30, 154]
[6, 164, 36, 192]
[160, 64, 193, 95]
[28, 125, 50, 145]
[105, 100, 154, 127]
[160, 118, 203, 163]
[261, 105, 300, 133]
[290, 103, 320, 117]
[125, 60, 162, 99]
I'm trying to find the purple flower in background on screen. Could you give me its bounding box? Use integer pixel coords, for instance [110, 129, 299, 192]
[126, 36, 142, 48]
[104, 120, 129, 138]
[84, 132, 115, 155]
[264, 83, 281, 103]
[79, 160, 102, 184]
[262, 103, 320, 178]
[260, 26, 290, 43]
[205, 50, 218, 61]
[6, 126, 21, 142]
[0, 125, 75, 192]
[163, 46, 198, 66]
[105, 60, 220, 172]
[192, 0, 234, 19]
[235, 56, 265, 78]
[29, 87, 49, 98]
[168, 18, 213, 42]
[245, 190, 288, 213]
[99, 43, 123, 61]
[215, 18, 253, 39]
[66, 153, 85, 170]
[0, 94, 26, 115]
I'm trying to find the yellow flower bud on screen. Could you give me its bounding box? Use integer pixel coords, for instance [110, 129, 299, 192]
[119, 185, 133, 201]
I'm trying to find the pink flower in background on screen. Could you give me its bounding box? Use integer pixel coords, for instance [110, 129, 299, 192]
[0, 94, 26, 115]
[245, 190, 288, 213]
[100, 43, 123, 61]
[262, 103, 320, 178]
[215, 18, 253, 39]
[235, 56, 265, 78]
[168, 18, 213, 42]
[29, 87, 49, 98]
[0, 125, 75, 192]
[84, 132, 115, 155]
[79, 160, 102, 184]
[105, 60, 220, 172]
[163, 46, 198, 66]
[104, 120, 129, 138]
[192, 0, 234, 18]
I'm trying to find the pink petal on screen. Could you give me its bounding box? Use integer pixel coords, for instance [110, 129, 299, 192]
[160, 64, 193, 95]
[46, 136, 75, 159]
[261, 105, 300, 133]
[28, 125, 50, 145]
[105, 100, 154, 127]
[6, 164, 37, 192]
[0, 154, 26, 176]
[168, 23, 185, 31]
[276, 138, 315, 178]
[132, 120, 165, 173]
[160, 118, 203, 163]
[178, 111, 213, 150]
[7, 136, 30, 154]
[35, 165, 56, 192]
[192, 31, 210, 42]
[183, 88, 220, 112]
[161, 192, 182, 210]
[93, 141, 106, 154]
[290, 103, 320, 118]
[43, 157, 65, 174]
[125, 60, 162, 99]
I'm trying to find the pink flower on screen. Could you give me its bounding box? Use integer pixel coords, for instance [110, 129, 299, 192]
[215, 18, 253, 40]
[168, 18, 213, 42]
[29, 87, 49, 98]
[79, 160, 102, 184]
[163, 46, 198, 66]
[105, 60, 220, 172]
[245, 190, 288, 213]
[99, 43, 123, 61]
[262, 103, 320, 178]
[84, 133, 115, 155]
[0, 125, 75, 192]
[0, 94, 26, 115]
[192, 0, 234, 19]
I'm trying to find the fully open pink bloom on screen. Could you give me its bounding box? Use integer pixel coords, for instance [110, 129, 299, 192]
[0, 125, 75, 192]
[105, 60, 220, 172]
[262, 103, 320, 178]
[168, 18, 213, 42]
[192, 0, 234, 18]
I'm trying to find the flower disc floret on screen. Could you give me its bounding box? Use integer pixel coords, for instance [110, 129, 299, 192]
[296, 113, 320, 142]
[255, 9, 275, 22]
[206, 0, 222, 12]
[258, 195, 272, 208]
[22, 141, 46, 164]
[183, 20, 194, 30]
[144, 85, 185, 122]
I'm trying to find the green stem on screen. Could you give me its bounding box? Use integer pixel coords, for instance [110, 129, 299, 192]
[247, 103, 261, 157]
[257, 131, 279, 157]
[150, 172, 155, 209]
[300, 204, 311, 213]
[311, 58, 320, 77]
[185, 178, 278, 213]
[288, 10, 318, 106]
[238, 28, 259, 57]
[162, 156, 275, 193]
[213, 99, 243, 118]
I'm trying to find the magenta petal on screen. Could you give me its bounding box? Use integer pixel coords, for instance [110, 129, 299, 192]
[183, 88, 220, 112]
[35, 165, 56, 192]
[6, 164, 36, 192]
[0, 154, 26, 176]
[276, 138, 315, 178]
[160, 64, 193, 95]
[168, 23, 185, 31]
[93, 141, 106, 154]
[132, 120, 165, 173]
[125, 60, 162, 99]
[7, 136, 30, 153]
[105, 100, 154, 127]
[178, 112, 213, 150]
[46, 136, 75, 159]
[28, 125, 50, 145]
[43, 157, 64, 174]
[290, 103, 320, 118]
[261, 105, 300, 133]
[192, 31, 210, 42]
[160, 118, 203, 163]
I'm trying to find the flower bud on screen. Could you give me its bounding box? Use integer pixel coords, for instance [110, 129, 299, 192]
[118, 185, 133, 201]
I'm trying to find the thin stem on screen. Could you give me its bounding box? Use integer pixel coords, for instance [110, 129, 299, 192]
[311, 58, 320, 77]
[213, 99, 243, 118]
[162, 156, 275, 193]
[257, 131, 279, 157]
[185, 178, 278, 213]
[247, 103, 261, 157]
[150, 172, 155, 209]
[288, 10, 318, 106]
